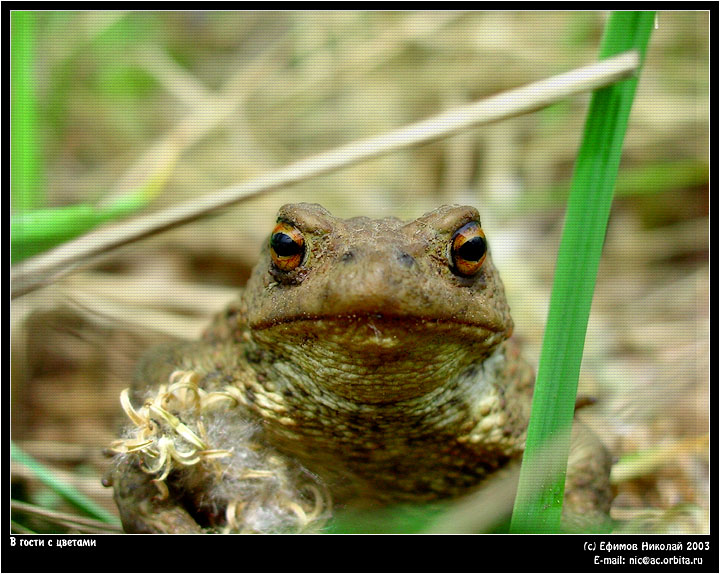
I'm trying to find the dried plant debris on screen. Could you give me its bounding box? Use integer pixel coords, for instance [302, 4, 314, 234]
[110, 370, 331, 533]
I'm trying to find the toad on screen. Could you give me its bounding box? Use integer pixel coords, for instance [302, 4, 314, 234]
[107, 203, 612, 533]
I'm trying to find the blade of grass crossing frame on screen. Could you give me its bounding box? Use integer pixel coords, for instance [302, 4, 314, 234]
[11, 11, 44, 212]
[509, 12, 655, 533]
[11, 173, 168, 263]
[10, 442, 121, 526]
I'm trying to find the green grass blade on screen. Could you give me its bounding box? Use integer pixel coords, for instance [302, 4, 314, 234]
[10, 172, 168, 263]
[11, 204, 101, 263]
[509, 11, 656, 533]
[11, 519, 38, 535]
[10, 442, 121, 526]
[12, 10, 44, 212]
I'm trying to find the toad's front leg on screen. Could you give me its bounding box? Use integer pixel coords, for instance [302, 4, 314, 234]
[563, 421, 614, 526]
[106, 344, 330, 534]
[106, 457, 204, 534]
[107, 367, 242, 533]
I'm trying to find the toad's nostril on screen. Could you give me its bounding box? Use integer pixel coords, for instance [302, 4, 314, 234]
[396, 249, 415, 268]
[341, 250, 356, 263]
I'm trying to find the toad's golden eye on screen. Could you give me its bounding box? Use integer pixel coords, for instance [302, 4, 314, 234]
[450, 221, 487, 277]
[270, 222, 305, 271]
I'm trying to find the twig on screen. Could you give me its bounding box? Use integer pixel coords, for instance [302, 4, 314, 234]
[15, 440, 100, 464]
[11, 443, 120, 525]
[103, 37, 286, 201]
[66, 272, 237, 315]
[65, 290, 212, 340]
[11, 520, 37, 534]
[11, 499, 123, 533]
[10, 461, 115, 506]
[11, 51, 639, 299]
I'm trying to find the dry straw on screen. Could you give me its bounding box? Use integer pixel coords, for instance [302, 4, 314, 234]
[11, 51, 639, 299]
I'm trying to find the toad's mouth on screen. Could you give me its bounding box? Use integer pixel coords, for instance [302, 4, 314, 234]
[250, 311, 509, 335]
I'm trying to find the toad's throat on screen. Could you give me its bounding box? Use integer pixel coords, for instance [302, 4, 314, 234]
[250, 315, 508, 404]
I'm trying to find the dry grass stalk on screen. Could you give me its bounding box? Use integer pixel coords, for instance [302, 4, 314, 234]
[12, 51, 639, 299]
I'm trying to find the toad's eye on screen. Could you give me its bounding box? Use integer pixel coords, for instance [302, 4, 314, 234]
[450, 221, 487, 277]
[270, 222, 305, 271]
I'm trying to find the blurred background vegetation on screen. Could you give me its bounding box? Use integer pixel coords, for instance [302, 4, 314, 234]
[11, 11, 708, 533]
